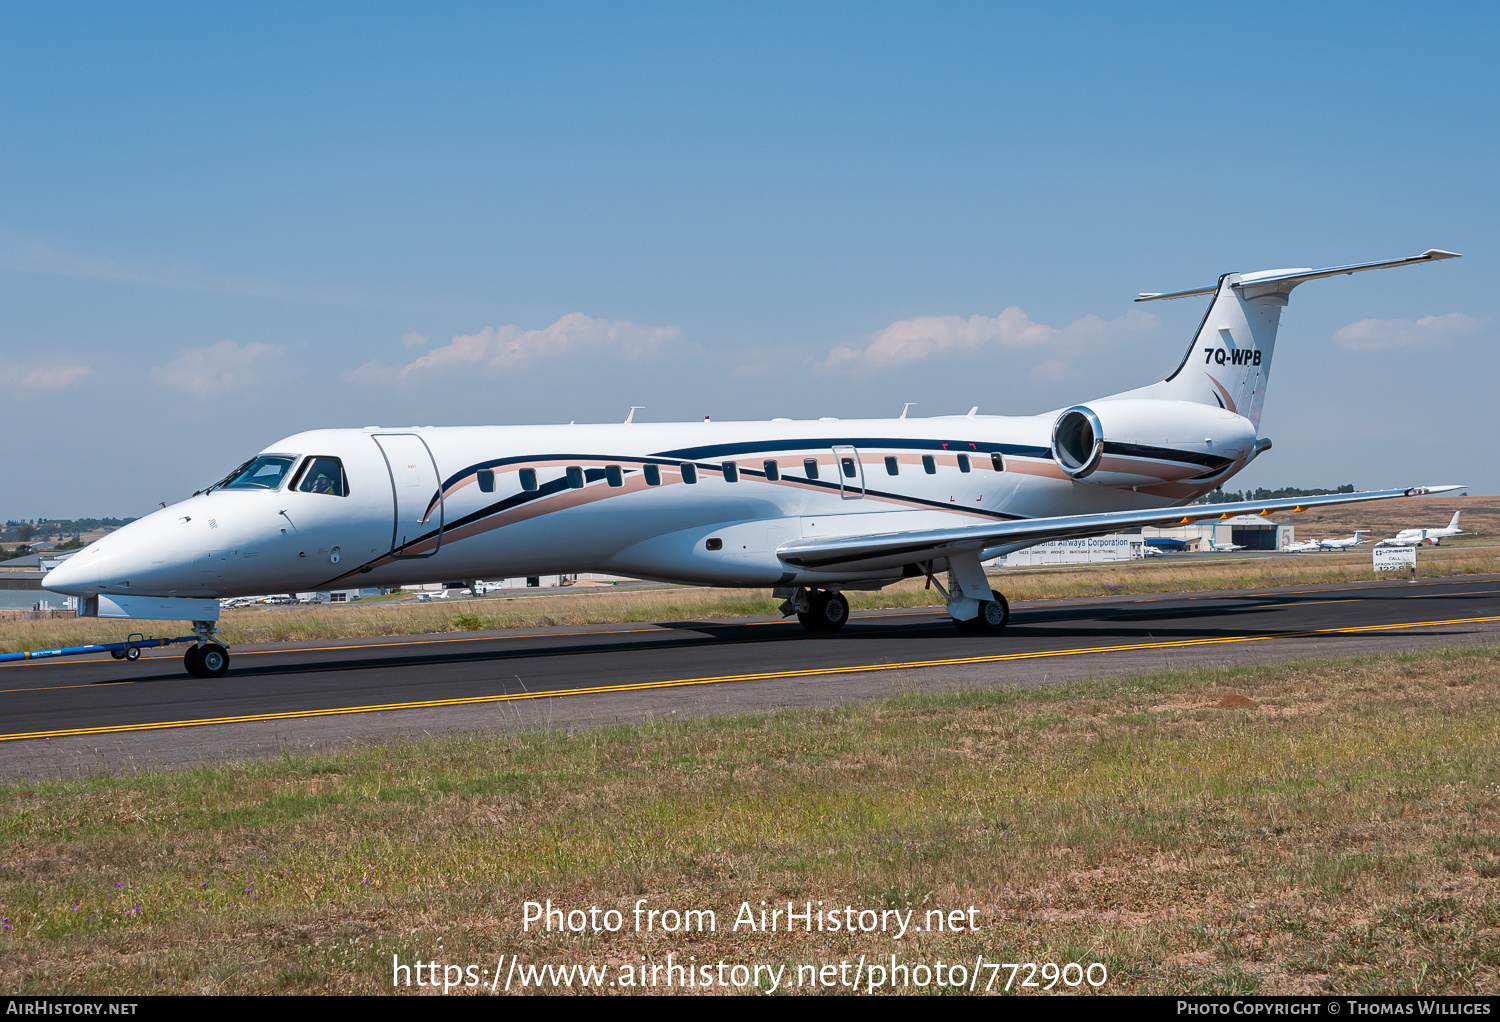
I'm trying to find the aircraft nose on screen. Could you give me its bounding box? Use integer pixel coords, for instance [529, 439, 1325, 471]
[42, 543, 112, 595]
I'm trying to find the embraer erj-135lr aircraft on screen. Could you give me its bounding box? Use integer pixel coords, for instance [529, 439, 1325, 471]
[43, 249, 1463, 678]
[1376, 512, 1466, 547]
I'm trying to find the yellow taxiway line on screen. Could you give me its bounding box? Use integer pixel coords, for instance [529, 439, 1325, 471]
[3, 612, 1499, 743]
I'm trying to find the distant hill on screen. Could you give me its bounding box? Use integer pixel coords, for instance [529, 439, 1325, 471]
[1, 518, 137, 547]
[1194, 486, 1355, 505]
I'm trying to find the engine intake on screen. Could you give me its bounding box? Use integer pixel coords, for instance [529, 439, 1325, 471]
[1052, 406, 1104, 479]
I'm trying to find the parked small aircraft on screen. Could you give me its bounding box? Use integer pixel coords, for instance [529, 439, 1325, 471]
[1207, 540, 1246, 552]
[1284, 539, 1322, 553]
[1376, 511, 1466, 547]
[1318, 531, 1370, 552]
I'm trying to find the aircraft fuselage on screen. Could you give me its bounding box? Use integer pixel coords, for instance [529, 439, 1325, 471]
[46, 406, 1256, 600]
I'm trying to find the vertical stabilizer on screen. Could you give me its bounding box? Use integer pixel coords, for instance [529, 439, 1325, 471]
[1119, 250, 1460, 430]
[1128, 274, 1282, 428]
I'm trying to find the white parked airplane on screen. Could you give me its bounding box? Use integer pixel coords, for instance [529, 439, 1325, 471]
[1284, 539, 1321, 553]
[1376, 511, 1466, 547]
[1318, 531, 1370, 552]
[1207, 540, 1246, 552]
[43, 249, 1462, 677]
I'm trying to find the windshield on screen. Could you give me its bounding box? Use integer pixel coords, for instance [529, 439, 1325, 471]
[218, 455, 297, 491]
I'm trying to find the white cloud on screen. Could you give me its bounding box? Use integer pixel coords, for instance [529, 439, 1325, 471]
[0, 360, 90, 390]
[401, 331, 429, 348]
[1027, 359, 1080, 383]
[813, 308, 1159, 374]
[346, 313, 683, 386]
[149, 340, 287, 398]
[1332, 313, 1485, 352]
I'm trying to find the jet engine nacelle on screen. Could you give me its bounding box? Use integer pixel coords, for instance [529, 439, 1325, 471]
[1051, 399, 1258, 487]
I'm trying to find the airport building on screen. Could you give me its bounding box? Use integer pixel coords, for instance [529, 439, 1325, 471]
[1142, 515, 1294, 552]
[991, 533, 1144, 567]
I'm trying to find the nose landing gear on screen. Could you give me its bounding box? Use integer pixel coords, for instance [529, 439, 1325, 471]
[183, 620, 231, 678]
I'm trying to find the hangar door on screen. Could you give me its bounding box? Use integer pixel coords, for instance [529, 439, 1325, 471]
[372, 433, 444, 558]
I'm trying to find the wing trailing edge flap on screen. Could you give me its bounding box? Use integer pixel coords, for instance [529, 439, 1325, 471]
[774, 486, 1465, 573]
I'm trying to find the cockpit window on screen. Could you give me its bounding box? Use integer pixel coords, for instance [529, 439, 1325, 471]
[218, 455, 297, 491]
[295, 456, 348, 496]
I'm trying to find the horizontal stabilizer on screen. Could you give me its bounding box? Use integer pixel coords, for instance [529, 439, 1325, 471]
[1136, 249, 1461, 302]
[776, 485, 1465, 573]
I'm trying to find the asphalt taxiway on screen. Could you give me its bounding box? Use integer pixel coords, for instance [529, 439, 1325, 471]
[3, 574, 1499, 776]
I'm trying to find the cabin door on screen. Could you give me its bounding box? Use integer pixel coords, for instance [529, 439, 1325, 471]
[372, 433, 444, 558]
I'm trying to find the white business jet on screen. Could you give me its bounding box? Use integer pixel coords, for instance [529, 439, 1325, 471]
[1284, 539, 1322, 553]
[1376, 511, 1467, 547]
[43, 250, 1462, 678]
[1206, 540, 1246, 552]
[1318, 531, 1370, 552]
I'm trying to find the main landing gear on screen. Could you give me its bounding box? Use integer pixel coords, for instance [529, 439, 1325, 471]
[183, 620, 230, 678]
[780, 588, 851, 632]
[954, 590, 1009, 634]
[918, 555, 1014, 633]
[778, 551, 1011, 636]
[924, 553, 1010, 634]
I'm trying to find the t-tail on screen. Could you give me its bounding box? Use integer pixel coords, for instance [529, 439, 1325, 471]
[1121, 249, 1460, 429]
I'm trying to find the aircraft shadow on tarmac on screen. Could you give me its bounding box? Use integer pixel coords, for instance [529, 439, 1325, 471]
[76, 594, 1469, 687]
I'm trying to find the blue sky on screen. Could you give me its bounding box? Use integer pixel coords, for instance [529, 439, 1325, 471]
[1, 3, 1494, 518]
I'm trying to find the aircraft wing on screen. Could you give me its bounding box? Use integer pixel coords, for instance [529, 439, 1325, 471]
[775, 485, 1463, 573]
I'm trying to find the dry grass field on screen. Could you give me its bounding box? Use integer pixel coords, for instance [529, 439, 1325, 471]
[1, 645, 1497, 995]
[3, 544, 1498, 657]
[1263, 494, 1498, 545]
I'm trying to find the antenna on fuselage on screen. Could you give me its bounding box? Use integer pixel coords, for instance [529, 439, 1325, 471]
[625, 406, 644, 424]
[967, 406, 979, 417]
[900, 403, 915, 419]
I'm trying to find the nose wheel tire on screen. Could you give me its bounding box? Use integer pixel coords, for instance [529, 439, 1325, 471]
[954, 591, 1010, 634]
[184, 643, 230, 678]
[797, 590, 849, 632]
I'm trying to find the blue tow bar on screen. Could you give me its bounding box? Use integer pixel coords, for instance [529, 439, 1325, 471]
[0, 634, 198, 664]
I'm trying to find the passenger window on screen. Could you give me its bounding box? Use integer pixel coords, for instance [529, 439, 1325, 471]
[722, 461, 739, 482]
[957, 454, 971, 473]
[885, 456, 899, 476]
[922, 455, 937, 474]
[706, 537, 723, 551]
[991, 452, 1005, 472]
[803, 458, 820, 480]
[605, 465, 623, 487]
[477, 470, 495, 493]
[841, 457, 857, 478]
[681, 463, 698, 484]
[519, 468, 538, 491]
[566, 466, 585, 489]
[644, 464, 662, 486]
[297, 457, 347, 496]
[764, 460, 780, 481]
